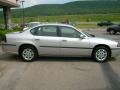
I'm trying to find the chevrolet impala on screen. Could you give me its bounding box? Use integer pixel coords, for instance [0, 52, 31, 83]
[2, 23, 120, 62]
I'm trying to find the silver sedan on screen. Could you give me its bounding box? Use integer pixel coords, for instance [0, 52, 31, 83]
[2, 23, 120, 62]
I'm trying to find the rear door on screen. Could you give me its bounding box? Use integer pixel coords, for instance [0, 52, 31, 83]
[31, 25, 60, 55]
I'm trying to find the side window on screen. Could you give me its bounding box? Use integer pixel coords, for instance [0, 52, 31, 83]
[30, 26, 57, 37]
[40, 26, 57, 36]
[60, 27, 79, 38]
[30, 27, 42, 35]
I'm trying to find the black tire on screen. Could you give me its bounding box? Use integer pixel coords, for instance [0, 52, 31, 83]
[109, 29, 116, 35]
[93, 46, 111, 62]
[19, 46, 37, 62]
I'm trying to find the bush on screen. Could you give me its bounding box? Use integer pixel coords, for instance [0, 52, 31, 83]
[0, 28, 21, 41]
[0, 31, 6, 41]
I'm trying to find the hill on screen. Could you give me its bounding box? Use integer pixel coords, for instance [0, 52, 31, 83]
[0, 1, 120, 18]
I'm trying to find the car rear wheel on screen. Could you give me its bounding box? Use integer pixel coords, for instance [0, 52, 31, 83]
[93, 46, 110, 62]
[109, 30, 116, 35]
[20, 46, 37, 62]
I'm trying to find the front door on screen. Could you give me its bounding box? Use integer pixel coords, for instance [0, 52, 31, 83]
[59, 26, 90, 56]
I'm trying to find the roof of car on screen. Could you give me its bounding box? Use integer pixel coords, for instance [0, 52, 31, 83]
[24, 23, 82, 32]
[24, 23, 78, 31]
[36, 23, 75, 28]
[29, 22, 41, 24]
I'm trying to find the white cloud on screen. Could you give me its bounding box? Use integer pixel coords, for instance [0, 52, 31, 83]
[30, 0, 38, 6]
[24, 0, 39, 7]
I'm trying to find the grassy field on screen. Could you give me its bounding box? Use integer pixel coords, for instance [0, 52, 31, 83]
[12, 14, 120, 23]
[0, 13, 120, 23]
[0, 14, 120, 29]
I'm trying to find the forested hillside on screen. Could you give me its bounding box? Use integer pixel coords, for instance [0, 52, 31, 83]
[0, 1, 120, 18]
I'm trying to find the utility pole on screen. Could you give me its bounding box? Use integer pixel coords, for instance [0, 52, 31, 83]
[20, 0, 25, 28]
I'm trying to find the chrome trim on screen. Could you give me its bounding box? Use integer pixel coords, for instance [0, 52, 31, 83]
[40, 46, 93, 49]
[2, 44, 16, 46]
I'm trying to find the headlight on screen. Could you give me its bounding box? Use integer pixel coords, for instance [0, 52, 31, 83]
[117, 42, 120, 47]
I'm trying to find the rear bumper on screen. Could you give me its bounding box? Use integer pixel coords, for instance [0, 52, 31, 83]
[1, 43, 18, 54]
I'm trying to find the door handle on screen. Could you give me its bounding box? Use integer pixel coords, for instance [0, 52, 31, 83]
[62, 40, 67, 42]
[35, 39, 40, 41]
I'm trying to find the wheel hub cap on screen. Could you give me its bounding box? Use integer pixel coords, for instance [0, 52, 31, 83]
[96, 49, 107, 61]
[22, 48, 34, 61]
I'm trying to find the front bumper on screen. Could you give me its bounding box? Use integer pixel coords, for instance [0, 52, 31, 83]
[111, 48, 120, 57]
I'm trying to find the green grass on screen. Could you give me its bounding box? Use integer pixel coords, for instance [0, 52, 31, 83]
[12, 14, 120, 29]
[0, 14, 119, 29]
[0, 14, 120, 24]
[11, 14, 120, 23]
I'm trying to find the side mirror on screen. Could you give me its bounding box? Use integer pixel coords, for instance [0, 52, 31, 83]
[79, 34, 85, 39]
[90, 34, 95, 37]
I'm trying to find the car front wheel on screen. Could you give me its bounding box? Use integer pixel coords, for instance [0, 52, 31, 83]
[93, 46, 110, 62]
[20, 46, 37, 62]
